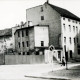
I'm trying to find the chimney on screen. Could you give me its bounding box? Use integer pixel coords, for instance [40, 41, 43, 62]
[47, 0, 49, 3]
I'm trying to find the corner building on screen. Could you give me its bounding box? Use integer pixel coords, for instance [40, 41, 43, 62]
[26, 2, 80, 60]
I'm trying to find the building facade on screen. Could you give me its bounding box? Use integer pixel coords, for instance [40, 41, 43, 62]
[14, 25, 49, 55]
[26, 2, 80, 61]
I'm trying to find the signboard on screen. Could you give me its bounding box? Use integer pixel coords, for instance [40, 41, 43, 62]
[49, 45, 55, 51]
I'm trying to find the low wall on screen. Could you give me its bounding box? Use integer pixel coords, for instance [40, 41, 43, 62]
[5, 55, 44, 65]
[0, 54, 4, 65]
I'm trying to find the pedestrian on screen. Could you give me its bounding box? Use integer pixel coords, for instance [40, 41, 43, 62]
[61, 57, 65, 66]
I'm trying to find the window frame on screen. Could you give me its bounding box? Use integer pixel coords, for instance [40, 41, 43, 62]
[22, 30, 24, 37]
[41, 16, 44, 20]
[22, 42, 24, 47]
[18, 31, 20, 37]
[41, 41, 44, 46]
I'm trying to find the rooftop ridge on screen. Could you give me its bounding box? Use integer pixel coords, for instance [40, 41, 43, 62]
[48, 3, 80, 21]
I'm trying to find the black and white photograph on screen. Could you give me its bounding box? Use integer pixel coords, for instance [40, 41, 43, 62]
[0, 0, 80, 80]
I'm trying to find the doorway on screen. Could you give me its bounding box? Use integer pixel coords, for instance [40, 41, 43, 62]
[70, 50, 72, 58]
[64, 45, 68, 61]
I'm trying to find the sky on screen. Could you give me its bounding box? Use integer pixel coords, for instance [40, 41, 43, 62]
[0, 0, 80, 30]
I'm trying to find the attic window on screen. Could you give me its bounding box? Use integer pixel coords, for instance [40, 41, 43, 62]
[68, 18, 70, 22]
[63, 17, 65, 20]
[41, 7, 43, 12]
[73, 20, 74, 23]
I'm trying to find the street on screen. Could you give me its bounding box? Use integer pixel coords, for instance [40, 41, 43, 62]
[0, 63, 79, 80]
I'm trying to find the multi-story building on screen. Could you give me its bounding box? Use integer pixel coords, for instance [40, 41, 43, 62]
[14, 23, 49, 55]
[26, 1, 80, 61]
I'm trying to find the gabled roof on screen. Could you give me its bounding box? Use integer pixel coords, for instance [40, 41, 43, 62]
[0, 28, 12, 37]
[49, 3, 80, 21]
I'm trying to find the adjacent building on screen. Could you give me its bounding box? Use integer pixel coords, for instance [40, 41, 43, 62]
[14, 24, 49, 55]
[0, 28, 13, 54]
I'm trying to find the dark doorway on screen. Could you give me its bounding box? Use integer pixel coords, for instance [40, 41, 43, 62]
[64, 45, 68, 61]
[70, 50, 72, 58]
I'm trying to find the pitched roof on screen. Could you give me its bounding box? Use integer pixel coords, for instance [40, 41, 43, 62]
[0, 28, 12, 37]
[49, 3, 80, 21]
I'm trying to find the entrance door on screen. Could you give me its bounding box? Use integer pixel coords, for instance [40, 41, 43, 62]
[64, 45, 68, 61]
[70, 50, 72, 58]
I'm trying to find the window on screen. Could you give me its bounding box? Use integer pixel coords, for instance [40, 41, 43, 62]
[23, 52, 25, 55]
[18, 53, 21, 55]
[27, 52, 30, 55]
[68, 18, 70, 22]
[64, 37, 66, 44]
[26, 30, 28, 36]
[78, 50, 80, 55]
[58, 51, 61, 59]
[63, 17, 65, 20]
[41, 16, 44, 20]
[18, 42, 20, 48]
[69, 25, 71, 32]
[77, 38, 78, 43]
[22, 30, 24, 37]
[41, 41, 44, 46]
[18, 31, 20, 37]
[41, 7, 43, 12]
[69, 37, 71, 44]
[73, 26, 75, 32]
[26, 41, 29, 47]
[76, 26, 78, 33]
[63, 24, 66, 31]
[74, 38, 75, 44]
[22, 42, 24, 47]
[73, 20, 74, 23]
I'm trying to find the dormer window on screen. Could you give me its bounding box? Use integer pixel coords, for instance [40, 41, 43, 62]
[68, 18, 70, 22]
[73, 20, 74, 23]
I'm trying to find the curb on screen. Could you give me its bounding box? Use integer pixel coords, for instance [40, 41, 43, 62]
[24, 75, 70, 80]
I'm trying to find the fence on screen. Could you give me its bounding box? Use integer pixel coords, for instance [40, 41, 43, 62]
[5, 55, 44, 65]
[0, 54, 5, 65]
